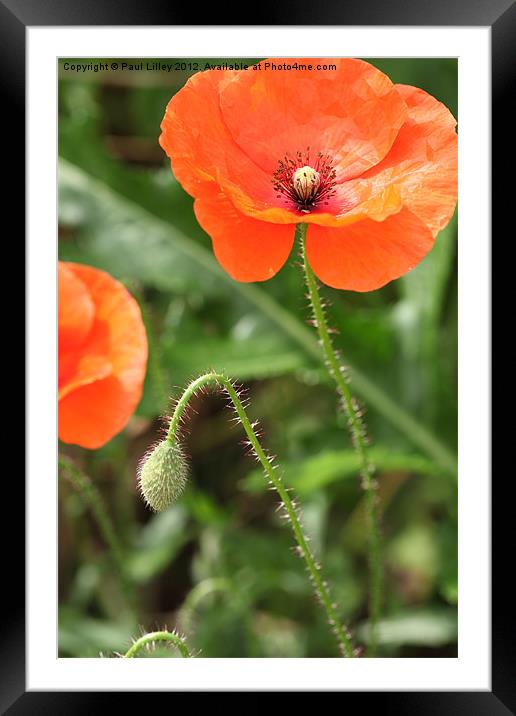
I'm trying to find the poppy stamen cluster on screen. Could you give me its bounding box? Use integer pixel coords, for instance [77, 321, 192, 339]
[273, 149, 337, 214]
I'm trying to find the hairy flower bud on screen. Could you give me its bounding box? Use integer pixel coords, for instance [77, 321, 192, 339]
[138, 440, 188, 512]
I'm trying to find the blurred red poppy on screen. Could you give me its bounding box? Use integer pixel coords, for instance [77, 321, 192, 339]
[160, 58, 457, 291]
[58, 262, 148, 449]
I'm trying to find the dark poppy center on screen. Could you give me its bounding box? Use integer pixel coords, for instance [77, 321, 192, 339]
[273, 149, 337, 213]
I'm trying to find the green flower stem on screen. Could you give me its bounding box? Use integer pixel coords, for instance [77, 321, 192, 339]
[59, 455, 136, 607]
[298, 222, 381, 656]
[167, 372, 355, 657]
[123, 630, 191, 658]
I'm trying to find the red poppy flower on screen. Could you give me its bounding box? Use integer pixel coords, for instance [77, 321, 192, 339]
[159, 58, 457, 291]
[59, 262, 148, 449]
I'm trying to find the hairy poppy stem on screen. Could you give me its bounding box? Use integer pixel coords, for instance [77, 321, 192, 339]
[59, 455, 137, 610]
[122, 630, 191, 658]
[298, 222, 382, 657]
[166, 372, 355, 657]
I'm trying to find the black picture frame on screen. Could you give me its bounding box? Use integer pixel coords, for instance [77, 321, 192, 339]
[6, 0, 507, 709]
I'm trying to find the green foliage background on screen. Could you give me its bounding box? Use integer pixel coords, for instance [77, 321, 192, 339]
[58, 58, 458, 658]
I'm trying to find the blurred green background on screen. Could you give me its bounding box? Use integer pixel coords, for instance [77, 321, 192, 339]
[58, 58, 458, 658]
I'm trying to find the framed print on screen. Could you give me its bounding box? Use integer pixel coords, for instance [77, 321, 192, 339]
[5, 0, 509, 708]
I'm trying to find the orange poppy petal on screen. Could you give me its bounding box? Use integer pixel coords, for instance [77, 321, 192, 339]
[65, 263, 148, 386]
[305, 208, 434, 292]
[219, 58, 408, 179]
[194, 191, 296, 282]
[159, 70, 273, 205]
[58, 263, 95, 353]
[58, 262, 148, 448]
[59, 376, 140, 450]
[58, 354, 112, 401]
[358, 84, 458, 236]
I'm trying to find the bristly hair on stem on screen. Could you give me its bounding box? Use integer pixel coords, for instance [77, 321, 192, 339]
[137, 371, 356, 657]
[298, 222, 382, 657]
[121, 629, 192, 658]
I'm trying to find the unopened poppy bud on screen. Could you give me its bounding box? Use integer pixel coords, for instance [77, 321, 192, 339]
[292, 165, 321, 203]
[138, 440, 188, 512]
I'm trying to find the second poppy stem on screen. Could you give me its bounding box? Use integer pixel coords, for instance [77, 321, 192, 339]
[298, 222, 382, 656]
[59, 455, 137, 611]
[166, 372, 355, 657]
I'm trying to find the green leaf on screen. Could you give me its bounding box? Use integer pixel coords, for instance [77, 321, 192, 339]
[241, 447, 446, 496]
[59, 160, 225, 295]
[59, 608, 136, 657]
[357, 608, 457, 647]
[394, 212, 458, 427]
[401, 211, 457, 325]
[126, 506, 191, 583]
[164, 335, 306, 385]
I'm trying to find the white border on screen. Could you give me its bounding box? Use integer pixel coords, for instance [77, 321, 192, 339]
[27, 27, 491, 691]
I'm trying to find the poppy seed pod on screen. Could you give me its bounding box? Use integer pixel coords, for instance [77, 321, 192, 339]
[138, 440, 188, 512]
